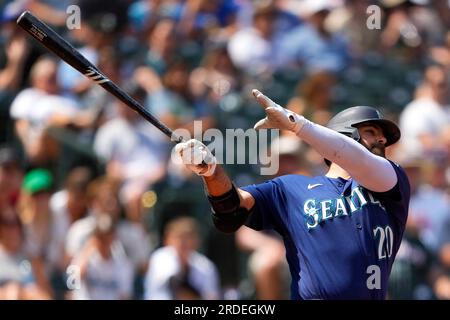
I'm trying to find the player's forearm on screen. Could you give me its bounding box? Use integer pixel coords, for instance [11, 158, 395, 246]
[298, 121, 397, 192]
[202, 165, 233, 197]
[203, 165, 254, 210]
[176, 139, 254, 233]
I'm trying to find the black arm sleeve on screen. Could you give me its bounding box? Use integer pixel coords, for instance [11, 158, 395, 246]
[211, 207, 252, 233]
[207, 185, 252, 233]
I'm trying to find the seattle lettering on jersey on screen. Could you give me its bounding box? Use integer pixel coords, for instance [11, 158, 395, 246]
[303, 186, 385, 229]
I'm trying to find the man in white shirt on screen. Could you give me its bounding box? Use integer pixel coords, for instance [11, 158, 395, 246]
[71, 214, 133, 300]
[144, 216, 220, 300]
[9, 56, 82, 165]
[227, 3, 277, 76]
[399, 65, 450, 155]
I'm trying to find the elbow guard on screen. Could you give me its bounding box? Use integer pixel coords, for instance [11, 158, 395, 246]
[207, 185, 251, 233]
[211, 207, 252, 233]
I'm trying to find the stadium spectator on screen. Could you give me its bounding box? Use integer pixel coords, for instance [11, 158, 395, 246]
[276, 0, 349, 74]
[144, 18, 179, 76]
[227, 2, 278, 76]
[429, 31, 450, 71]
[0, 146, 23, 212]
[57, 0, 129, 96]
[9, 57, 83, 166]
[65, 175, 152, 293]
[17, 169, 63, 276]
[135, 64, 196, 131]
[65, 176, 122, 260]
[70, 214, 133, 300]
[380, 0, 446, 56]
[235, 227, 287, 300]
[286, 71, 336, 126]
[93, 83, 168, 223]
[189, 42, 239, 119]
[26, 0, 72, 27]
[0, 16, 28, 94]
[177, 0, 239, 41]
[0, 8, 30, 144]
[0, 211, 52, 300]
[48, 166, 93, 296]
[388, 157, 436, 300]
[399, 65, 450, 156]
[433, 242, 450, 299]
[400, 154, 450, 253]
[144, 216, 220, 300]
[325, 0, 381, 57]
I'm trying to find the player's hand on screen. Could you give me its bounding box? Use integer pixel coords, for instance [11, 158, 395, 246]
[252, 89, 306, 135]
[174, 139, 217, 177]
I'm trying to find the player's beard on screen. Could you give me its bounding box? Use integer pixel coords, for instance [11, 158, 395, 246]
[361, 141, 386, 157]
[369, 144, 386, 157]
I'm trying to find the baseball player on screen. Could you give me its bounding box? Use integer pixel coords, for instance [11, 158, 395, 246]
[175, 89, 410, 299]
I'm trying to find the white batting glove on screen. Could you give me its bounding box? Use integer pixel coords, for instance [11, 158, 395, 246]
[252, 89, 306, 135]
[174, 139, 217, 177]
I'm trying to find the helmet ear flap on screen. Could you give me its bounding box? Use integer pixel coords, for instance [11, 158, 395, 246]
[349, 127, 360, 142]
[341, 127, 360, 142]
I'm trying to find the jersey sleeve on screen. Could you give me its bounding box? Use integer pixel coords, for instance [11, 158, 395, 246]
[241, 179, 285, 232]
[371, 160, 411, 226]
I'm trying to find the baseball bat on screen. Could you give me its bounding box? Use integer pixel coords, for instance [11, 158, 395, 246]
[16, 11, 183, 143]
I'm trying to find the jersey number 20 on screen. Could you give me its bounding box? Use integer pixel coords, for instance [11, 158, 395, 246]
[373, 226, 393, 260]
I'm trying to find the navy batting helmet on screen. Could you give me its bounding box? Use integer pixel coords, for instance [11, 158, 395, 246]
[326, 106, 400, 146]
[324, 106, 401, 165]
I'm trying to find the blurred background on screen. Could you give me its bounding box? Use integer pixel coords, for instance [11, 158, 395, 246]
[0, 0, 449, 300]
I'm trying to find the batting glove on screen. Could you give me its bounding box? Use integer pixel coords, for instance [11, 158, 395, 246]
[174, 139, 217, 177]
[252, 89, 306, 135]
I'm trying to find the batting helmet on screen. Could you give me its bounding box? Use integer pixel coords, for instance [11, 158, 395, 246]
[326, 106, 400, 146]
[324, 106, 401, 165]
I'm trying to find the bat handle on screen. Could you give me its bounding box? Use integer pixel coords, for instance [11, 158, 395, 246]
[172, 135, 185, 144]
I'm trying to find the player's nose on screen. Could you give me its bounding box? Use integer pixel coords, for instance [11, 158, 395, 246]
[377, 134, 387, 145]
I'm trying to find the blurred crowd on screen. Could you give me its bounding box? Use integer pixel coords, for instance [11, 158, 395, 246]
[0, 0, 449, 300]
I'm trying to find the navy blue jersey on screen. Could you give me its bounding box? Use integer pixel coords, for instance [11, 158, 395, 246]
[241, 160, 410, 300]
